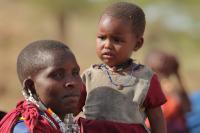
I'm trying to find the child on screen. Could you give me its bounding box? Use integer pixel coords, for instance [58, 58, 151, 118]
[0, 40, 83, 133]
[145, 50, 191, 133]
[78, 2, 167, 133]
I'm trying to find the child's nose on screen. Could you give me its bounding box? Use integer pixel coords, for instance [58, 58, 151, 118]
[104, 39, 112, 49]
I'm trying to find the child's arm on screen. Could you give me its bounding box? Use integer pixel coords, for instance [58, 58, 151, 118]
[143, 74, 167, 133]
[146, 106, 167, 133]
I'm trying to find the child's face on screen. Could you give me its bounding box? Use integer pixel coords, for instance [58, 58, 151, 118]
[96, 15, 143, 67]
[32, 51, 82, 117]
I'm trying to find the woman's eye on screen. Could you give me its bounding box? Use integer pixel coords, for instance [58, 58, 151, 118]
[52, 72, 64, 80]
[72, 69, 80, 77]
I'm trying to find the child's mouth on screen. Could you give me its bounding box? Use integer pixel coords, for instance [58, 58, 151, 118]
[102, 52, 115, 59]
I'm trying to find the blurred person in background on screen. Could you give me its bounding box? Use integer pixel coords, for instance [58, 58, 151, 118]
[145, 49, 191, 133]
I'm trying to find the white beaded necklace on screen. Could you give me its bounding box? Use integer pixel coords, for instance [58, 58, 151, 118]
[22, 90, 80, 133]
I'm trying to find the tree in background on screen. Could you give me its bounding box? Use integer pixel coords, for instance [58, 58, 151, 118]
[23, 0, 95, 42]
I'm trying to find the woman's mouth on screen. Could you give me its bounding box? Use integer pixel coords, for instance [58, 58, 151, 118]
[62, 91, 80, 100]
[62, 95, 80, 104]
[63, 93, 80, 98]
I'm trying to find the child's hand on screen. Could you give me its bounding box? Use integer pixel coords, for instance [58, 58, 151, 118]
[74, 111, 85, 122]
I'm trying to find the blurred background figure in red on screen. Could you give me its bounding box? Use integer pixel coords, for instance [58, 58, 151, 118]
[145, 50, 191, 133]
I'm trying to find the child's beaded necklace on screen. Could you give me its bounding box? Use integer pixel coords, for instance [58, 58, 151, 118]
[100, 59, 141, 90]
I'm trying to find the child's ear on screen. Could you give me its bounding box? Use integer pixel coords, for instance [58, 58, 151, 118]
[23, 78, 37, 97]
[133, 37, 143, 51]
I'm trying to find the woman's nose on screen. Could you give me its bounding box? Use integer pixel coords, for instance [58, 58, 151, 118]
[65, 81, 75, 88]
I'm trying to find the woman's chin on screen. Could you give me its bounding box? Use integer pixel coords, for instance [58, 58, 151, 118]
[64, 107, 78, 115]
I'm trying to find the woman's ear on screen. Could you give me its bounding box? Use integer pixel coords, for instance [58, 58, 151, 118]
[23, 78, 37, 99]
[133, 37, 144, 51]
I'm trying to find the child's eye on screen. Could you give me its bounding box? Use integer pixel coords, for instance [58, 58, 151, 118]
[112, 37, 122, 44]
[97, 35, 106, 41]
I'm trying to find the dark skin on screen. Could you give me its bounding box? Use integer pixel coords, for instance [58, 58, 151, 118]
[75, 14, 145, 121]
[95, 15, 167, 133]
[23, 50, 83, 120]
[96, 15, 143, 69]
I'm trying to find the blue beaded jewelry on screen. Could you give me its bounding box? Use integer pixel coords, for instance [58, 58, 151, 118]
[100, 62, 141, 90]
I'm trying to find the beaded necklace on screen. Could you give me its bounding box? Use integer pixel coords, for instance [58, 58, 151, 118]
[22, 90, 80, 133]
[24, 90, 66, 133]
[100, 61, 141, 90]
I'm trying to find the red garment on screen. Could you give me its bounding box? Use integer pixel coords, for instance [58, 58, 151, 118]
[78, 75, 167, 133]
[0, 100, 62, 133]
[79, 117, 147, 133]
[143, 75, 167, 108]
[162, 96, 188, 133]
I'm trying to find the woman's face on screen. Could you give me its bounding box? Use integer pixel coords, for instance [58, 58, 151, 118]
[32, 50, 82, 119]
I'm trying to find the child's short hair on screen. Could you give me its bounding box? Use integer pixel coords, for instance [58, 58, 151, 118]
[102, 2, 145, 37]
[17, 40, 70, 84]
